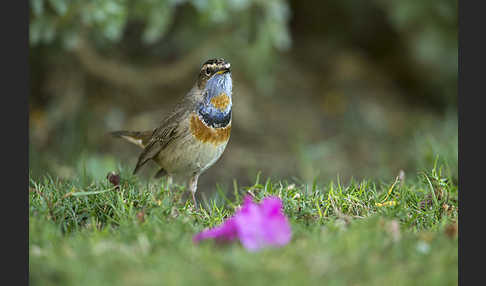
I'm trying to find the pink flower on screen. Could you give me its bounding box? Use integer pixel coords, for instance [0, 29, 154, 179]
[193, 195, 292, 251]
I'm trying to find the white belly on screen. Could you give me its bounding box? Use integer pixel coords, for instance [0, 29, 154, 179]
[154, 137, 228, 176]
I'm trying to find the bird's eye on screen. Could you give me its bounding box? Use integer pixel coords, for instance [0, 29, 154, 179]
[205, 67, 211, 76]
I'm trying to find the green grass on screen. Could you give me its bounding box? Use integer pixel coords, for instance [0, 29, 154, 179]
[29, 162, 458, 286]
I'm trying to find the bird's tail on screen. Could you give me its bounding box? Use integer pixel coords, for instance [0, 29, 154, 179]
[110, 130, 153, 149]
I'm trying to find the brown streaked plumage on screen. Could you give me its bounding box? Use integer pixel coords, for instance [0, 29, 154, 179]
[111, 58, 233, 208]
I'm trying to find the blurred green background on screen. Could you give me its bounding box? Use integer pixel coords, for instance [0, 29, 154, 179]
[29, 0, 457, 193]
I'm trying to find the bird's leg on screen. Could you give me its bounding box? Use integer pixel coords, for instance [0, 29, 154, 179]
[167, 175, 173, 186]
[188, 173, 199, 209]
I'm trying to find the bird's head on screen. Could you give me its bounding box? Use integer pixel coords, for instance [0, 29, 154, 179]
[195, 58, 232, 126]
[197, 58, 232, 90]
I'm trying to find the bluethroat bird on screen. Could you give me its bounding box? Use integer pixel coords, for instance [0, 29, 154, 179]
[111, 58, 232, 208]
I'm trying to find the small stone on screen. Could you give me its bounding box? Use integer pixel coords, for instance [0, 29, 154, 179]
[107, 171, 120, 188]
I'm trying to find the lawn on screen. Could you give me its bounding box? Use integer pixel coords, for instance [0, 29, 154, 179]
[29, 161, 458, 286]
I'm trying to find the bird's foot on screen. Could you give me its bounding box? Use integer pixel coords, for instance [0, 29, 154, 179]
[192, 192, 198, 210]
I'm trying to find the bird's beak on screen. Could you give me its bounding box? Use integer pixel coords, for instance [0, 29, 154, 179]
[215, 68, 231, 75]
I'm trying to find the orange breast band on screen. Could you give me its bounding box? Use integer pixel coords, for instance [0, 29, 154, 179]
[190, 113, 231, 145]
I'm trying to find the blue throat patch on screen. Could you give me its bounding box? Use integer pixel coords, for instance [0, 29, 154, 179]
[198, 72, 232, 128]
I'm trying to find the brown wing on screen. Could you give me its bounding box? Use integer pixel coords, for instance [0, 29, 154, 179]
[132, 101, 191, 175]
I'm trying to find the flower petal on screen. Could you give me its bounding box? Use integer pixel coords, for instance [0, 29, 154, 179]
[193, 217, 238, 243]
[234, 197, 266, 251]
[234, 196, 292, 251]
[193, 195, 292, 251]
[260, 197, 292, 246]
